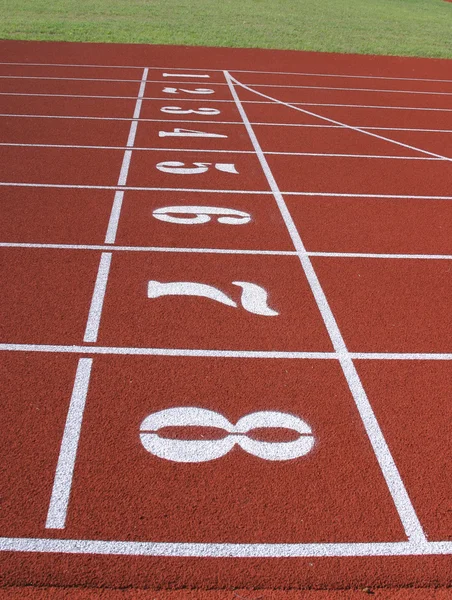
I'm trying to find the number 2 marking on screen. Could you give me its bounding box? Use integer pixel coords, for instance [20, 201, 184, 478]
[159, 128, 227, 139]
[140, 407, 315, 463]
[152, 206, 251, 225]
[163, 87, 214, 95]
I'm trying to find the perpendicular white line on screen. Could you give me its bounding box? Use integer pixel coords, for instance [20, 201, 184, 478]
[45, 358, 93, 529]
[0, 142, 443, 161]
[1, 537, 451, 558]
[231, 77, 452, 163]
[104, 67, 148, 244]
[83, 253, 112, 343]
[3, 243, 452, 261]
[225, 69, 428, 545]
[2, 61, 452, 84]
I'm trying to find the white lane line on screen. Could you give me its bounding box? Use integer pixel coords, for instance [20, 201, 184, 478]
[0, 537, 451, 557]
[104, 67, 148, 244]
[45, 358, 93, 529]
[83, 253, 112, 343]
[2, 62, 452, 83]
[0, 142, 443, 160]
[4, 92, 452, 113]
[0, 243, 295, 255]
[230, 76, 452, 162]
[2, 243, 452, 261]
[225, 69, 428, 546]
[0, 344, 336, 359]
[250, 83, 452, 96]
[2, 182, 452, 200]
[0, 76, 224, 85]
[1, 343, 452, 361]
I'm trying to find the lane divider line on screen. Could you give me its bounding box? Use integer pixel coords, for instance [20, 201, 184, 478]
[2, 61, 452, 84]
[225, 69, 428, 546]
[83, 252, 112, 343]
[45, 358, 93, 529]
[2, 343, 452, 360]
[105, 67, 149, 244]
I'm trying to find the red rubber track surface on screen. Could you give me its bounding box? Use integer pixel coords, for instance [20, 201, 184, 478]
[0, 40, 451, 593]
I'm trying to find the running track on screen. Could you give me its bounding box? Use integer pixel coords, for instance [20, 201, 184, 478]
[0, 40, 451, 593]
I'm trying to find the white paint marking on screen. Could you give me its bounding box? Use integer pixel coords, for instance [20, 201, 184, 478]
[2, 61, 452, 84]
[225, 70, 427, 544]
[229, 75, 452, 162]
[162, 73, 210, 78]
[2, 537, 450, 557]
[3, 182, 452, 200]
[83, 253, 112, 343]
[250, 82, 452, 97]
[104, 67, 148, 244]
[45, 358, 92, 529]
[2, 343, 452, 361]
[0, 142, 443, 160]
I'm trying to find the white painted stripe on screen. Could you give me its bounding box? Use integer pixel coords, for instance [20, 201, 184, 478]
[1, 343, 452, 361]
[0, 344, 336, 359]
[2, 536, 450, 557]
[2, 243, 452, 261]
[231, 77, 452, 162]
[0, 242, 295, 255]
[45, 358, 92, 529]
[2, 181, 452, 200]
[1, 61, 452, 84]
[3, 181, 452, 200]
[225, 69, 427, 544]
[0, 142, 442, 160]
[104, 67, 148, 244]
[83, 253, 112, 343]
[250, 83, 452, 97]
[3, 91, 452, 113]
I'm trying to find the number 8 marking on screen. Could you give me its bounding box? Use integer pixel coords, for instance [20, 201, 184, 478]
[140, 407, 314, 463]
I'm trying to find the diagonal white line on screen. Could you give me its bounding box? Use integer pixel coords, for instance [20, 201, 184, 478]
[224, 69, 428, 545]
[228, 75, 452, 162]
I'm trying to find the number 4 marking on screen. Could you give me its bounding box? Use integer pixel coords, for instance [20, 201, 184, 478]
[159, 128, 227, 139]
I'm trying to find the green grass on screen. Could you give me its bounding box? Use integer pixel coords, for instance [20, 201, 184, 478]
[1, 0, 452, 58]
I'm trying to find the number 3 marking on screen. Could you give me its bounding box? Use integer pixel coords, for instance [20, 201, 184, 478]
[152, 206, 251, 225]
[140, 407, 315, 463]
[161, 106, 220, 115]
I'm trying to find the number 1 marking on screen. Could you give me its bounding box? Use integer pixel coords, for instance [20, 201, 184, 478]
[163, 73, 210, 78]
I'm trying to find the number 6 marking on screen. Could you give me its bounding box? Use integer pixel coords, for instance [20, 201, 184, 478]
[152, 206, 251, 225]
[140, 407, 315, 463]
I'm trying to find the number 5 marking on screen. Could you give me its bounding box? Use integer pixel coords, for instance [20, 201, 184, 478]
[156, 161, 238, 175]
[152, 206, 251, 225]
[140, 407, 315, 463]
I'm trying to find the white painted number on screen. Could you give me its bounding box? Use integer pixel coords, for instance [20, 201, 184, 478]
[163, 73, 210, 78]
[156, 161, 238, 175]
[147, 280, 278, 316]
[161, 106, 220, 115]
[159, 128, 227, 139]
[163, 87, 214, 95]
[152, 205, 251, 225]
[140, 407, 314, 463]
